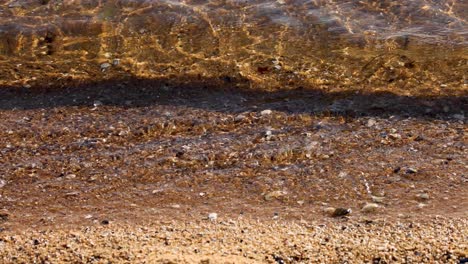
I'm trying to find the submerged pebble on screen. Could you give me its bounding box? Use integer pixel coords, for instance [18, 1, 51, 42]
[362, 203, 379, 213]
[260, 109, 272, 116]
[208, 213, 218, 221]
[416, 193, 430, 201]
[264, 190, 287, 201]
[371, 196, 385, 204]
[324, 207, 352, 217]
[100, 63, 111, 71]
[366, 118, 377, 127]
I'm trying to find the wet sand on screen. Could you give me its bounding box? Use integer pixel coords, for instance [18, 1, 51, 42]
[0, 0, 466, 262]
[0, 80, 466, 263]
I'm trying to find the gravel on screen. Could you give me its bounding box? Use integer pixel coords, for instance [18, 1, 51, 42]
[0, 218, 466, 263]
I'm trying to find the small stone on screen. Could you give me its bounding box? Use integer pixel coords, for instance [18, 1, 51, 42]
[406, 168, 418, 174]
[170, 204, 181, 209]
[416, 193, 429, 200]
[93, 100, 103, 107]
[362, 203, 379, 213]
[161, 85, 171, 92]
[431, 159, 447, 165]
[112, 59, 120, 66]
[338, 171, 348, 178]
[208, 213, 217, 221]
[65, 191, 79, 197]
[297, 200, 305, 205]
[0, 179, 5, 188]
[388, 133, 401, 140]
[65, 174, 76, 179]
[264, 190, 287, 201]
[371, 196, 385, 203]
[84, 214, 93, 219]
[100, 63, 111, 71]
[234, 114, 246, 122]
[417, 203, 426, 209]
[366, 118, 377, 127]
[0, 212, 9, 221]
[325, 207, 351, 217]
[260, 109, 272, 116]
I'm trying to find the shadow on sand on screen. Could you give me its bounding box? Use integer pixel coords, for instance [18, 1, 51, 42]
[0, 75, 466, 120]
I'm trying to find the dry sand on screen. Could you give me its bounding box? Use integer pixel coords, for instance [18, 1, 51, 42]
[1, 218, 467, 263]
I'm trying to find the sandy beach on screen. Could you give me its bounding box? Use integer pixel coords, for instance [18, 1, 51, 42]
[0, 80, 466, 263]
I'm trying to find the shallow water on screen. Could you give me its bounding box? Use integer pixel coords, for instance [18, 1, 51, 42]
[0, 0, 466, 94]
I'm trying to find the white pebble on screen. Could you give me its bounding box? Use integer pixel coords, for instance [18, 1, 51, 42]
[208, 213, 218, 221]
[366, 118, 377, 127]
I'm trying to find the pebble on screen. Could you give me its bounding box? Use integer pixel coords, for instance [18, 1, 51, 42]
[388, 133, 402, 140]
[324, 207, 352, 217]
[161, 85, 171, 92]
[416, 193, 429, 201]
[260, 109, 272, 116]
[338, 171, 348, 178]
[208, 213, 218, 221]
[264, 190, 287, 201]
[371, 196, 385, 203]
[366, 118, 377, 127]
[0, 179, 5, 188]
[112, 59, 120, 66]
[234, 114, 246, 122]
[406, 168, 418, 174]
[0, 211, 9, 221]
[100, 63, 111, 71]
[65, 174, 76, 179]
[362, 203, 379, 213]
